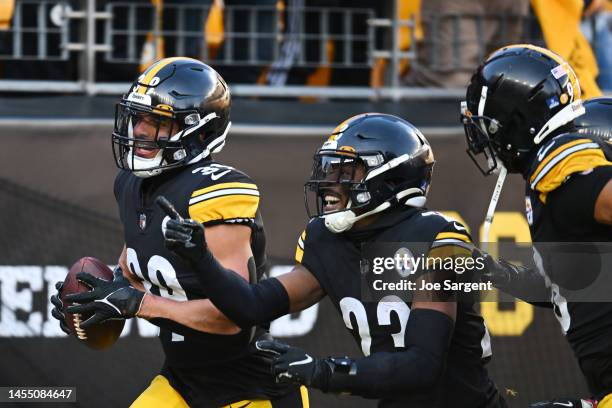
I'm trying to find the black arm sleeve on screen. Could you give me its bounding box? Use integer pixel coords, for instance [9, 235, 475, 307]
[326, 308, 454, 398]
[550, 166, 612, 233]
[193, 250, 290, 328]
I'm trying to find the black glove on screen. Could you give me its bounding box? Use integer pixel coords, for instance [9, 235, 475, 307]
[530, 397, 596, 407]
[256, 340, 332, 391]
[64, 271, 145, 328]
[473, 248, 532, 287]
[157, 195, 207, 264]
[49, 281, 70, 335]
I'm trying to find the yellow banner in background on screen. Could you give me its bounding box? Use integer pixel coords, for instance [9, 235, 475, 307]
[0, 0, 15, 30]
[531, 0, 602, 98]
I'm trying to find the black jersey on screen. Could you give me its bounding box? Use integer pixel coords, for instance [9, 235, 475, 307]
[525, 133, 612, 397]
[115, 160, 289, 406]
[295, 207, 502, 408]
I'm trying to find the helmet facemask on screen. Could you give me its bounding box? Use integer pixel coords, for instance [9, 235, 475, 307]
[304, 150, 372, 218]
[112, 101, 222, 178]
[461, 101, 503, 175]
[304, 147, 433, 234]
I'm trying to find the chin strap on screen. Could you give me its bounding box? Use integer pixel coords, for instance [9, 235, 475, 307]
[187, 121, 232, 164]
[533, 100, 585, 145]
[323, 188, 424, 233]
[482, 165, 507, 250]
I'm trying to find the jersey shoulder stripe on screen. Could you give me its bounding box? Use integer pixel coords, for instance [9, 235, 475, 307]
[431, 221, 473, 252]
[529, 137, 611, 202]
[190, 182, 259, 203]
[435, 231, 471, 242]
[295, 229, 306, 263]
[188, 173, 260, 224]
[530, 138, 603, 186]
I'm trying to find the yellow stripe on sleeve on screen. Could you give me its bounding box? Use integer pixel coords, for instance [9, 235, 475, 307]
[534, 149, 612, 202]
[434, 231, 471, 243]
[428, 244, 472, 259]
[189, 194, 259, 224]
[295, 229, 306, 263]
[191, 182, 258, 199]
[530, 139, 593, 184]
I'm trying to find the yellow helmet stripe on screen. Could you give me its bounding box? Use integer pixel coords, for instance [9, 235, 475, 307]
[137, 57, 196, 95]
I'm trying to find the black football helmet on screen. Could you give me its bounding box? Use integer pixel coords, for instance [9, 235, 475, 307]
[461, 44, 585, 175]
[305, 113, 435, 233]
[574, 97, 612, 144]
[112, 57, 231, 178]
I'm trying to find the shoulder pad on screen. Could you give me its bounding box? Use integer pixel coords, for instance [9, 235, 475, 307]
[294, 218, 325, 263]
[528, 133, 611, 201]
[417, 211, 473, 250]
[295, 229, 307, 263]
[431, 219, 473, 251]
[188, 164, 260, 224]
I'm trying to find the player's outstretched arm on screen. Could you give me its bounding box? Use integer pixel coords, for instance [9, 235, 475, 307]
[256, 303, 455, 398]
[138, 296, 242, 335]
[255, 244, 471, 398]
[157, 196, 325, 328]
[115, 242, 243, 334]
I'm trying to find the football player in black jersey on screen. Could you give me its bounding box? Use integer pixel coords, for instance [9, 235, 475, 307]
[49, 58, 308, 407]
[159, 113, 507, 407]
[575, 97, 612, 145]
[461, 45, 612, 406]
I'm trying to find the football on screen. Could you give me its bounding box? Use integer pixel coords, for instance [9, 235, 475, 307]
[61, 257, 125, 350]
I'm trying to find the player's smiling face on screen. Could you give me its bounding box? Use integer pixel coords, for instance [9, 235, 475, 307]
[320, 161, 366, 213]
[132, 113, 176, 159]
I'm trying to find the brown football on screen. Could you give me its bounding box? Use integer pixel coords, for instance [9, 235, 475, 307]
[61, 257, 125, 350]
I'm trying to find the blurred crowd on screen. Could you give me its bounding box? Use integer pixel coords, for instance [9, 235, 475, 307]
[0, 0, 611, 94]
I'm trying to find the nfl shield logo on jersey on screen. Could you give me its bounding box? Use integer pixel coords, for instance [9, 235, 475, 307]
[139, 213, 147, 230]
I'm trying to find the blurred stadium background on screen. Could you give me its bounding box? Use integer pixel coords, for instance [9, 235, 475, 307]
[0, 0, 611, 406]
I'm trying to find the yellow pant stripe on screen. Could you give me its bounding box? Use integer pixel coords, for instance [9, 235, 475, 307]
[130, 375, 189, 408]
